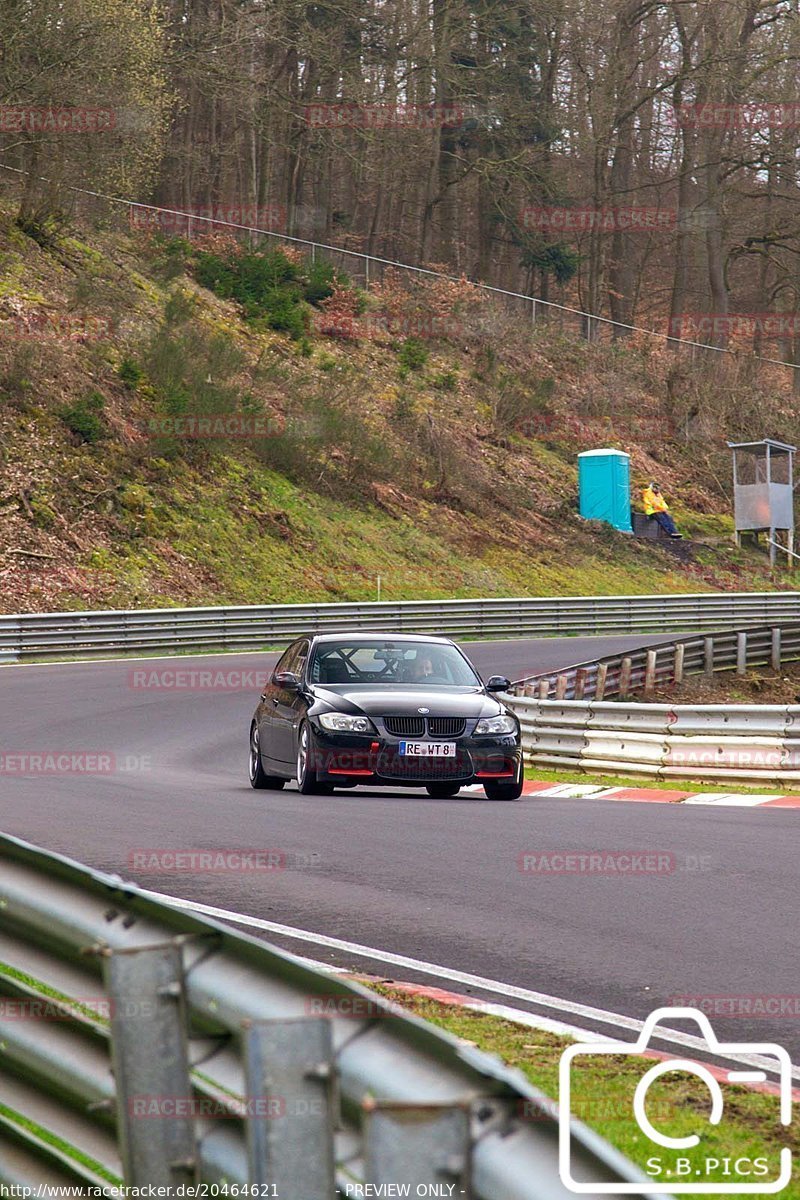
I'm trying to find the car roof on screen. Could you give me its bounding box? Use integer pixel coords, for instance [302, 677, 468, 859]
[309, 632, 455, 646]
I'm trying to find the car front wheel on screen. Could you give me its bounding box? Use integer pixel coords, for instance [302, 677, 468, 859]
[483, 758, 524, 801]
[296, 722, 334, 795]
[249, 723, 286, 790]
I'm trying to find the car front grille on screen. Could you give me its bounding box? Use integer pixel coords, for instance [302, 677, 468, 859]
[383, 715, 467, 739]
[428, 717, 466, 738]
[384, 716, 426, 738]
[376, 750, 473, 781]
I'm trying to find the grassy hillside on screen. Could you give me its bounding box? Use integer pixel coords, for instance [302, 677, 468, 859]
[1, 205, 798, 614]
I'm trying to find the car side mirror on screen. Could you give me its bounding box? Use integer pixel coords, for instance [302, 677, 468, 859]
[273, 671, 301, 690]
[486, 675, 511, 692]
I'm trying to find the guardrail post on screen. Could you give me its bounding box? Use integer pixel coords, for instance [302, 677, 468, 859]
[596, 663, 608, 701]
[704, 637, 714, 677]
[619, 657, 632, 698]
[364, 1102, 471, 1191]
[574, 668, 587, 700]
[555, 674, 568, 700]
[104, 943, 196, 1187]
[674, 643, 685, 684]
[538, 679, 550, 700]
[736, 631, 747, 676]
[772, 627, 782, 671]
[644, 649, 657, 698]
[245, 1017, 335, 1197]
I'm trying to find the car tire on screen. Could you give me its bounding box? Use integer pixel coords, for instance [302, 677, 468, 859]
[425, 783, 461, 798]
[296, 721, 334, 795]
[483, 758, 524, 801]
[249, 724, 286, 790]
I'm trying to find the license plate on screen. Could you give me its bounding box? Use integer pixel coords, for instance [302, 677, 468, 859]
[398, 741, 456, 757]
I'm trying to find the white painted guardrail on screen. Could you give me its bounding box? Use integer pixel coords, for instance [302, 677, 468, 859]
[505, 697, 800, 785]
[2, 592, 800, 663]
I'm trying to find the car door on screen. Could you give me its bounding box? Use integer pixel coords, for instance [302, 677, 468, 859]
[258, 641, 301, 768]
[271, 639, 311, 765]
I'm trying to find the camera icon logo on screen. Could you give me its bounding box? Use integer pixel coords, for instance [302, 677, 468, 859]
[558, 1006, 792, 1193]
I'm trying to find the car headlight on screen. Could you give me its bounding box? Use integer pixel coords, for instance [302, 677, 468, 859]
[474, 714, 518, 735]
[318, 712, 375, 734]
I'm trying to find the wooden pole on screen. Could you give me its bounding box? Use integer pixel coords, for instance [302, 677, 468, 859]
[644, 649, 657, 698]
[674, 643, 685, 685]
[736, 631, 747, 676]
[619, 657, 632, 698]
[772, 627, 781, 672]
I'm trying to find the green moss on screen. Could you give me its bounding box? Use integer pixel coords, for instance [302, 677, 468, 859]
[29, 492, 58, 530]
[61, 236, 106, 265]
[0, 256, 46, 302]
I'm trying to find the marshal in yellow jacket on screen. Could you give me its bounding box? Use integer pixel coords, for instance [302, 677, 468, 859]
[641, 484, 669, 515]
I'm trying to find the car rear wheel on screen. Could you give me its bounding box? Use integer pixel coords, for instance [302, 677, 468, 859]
[249, 724, 286, 790]
[296, 722, 334, 795]
[425, 783, 461, 798]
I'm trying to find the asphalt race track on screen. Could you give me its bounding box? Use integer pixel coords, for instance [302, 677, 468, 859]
[1, 633, 797, 1065]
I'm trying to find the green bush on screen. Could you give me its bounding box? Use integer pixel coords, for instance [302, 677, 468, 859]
[59, 391, 106, 443]
[432, 369, 458, 391]
[194, 248, 299, 312]
[143, 324, 249, 458]
[489, 372, 555, 435]
[398, 338, 429, 372]
[253, 387, 396, 498]
[303, 259, 338, 306]
[192, 245, 347, 339]
[164, 289, 196, 326]
[148, 235, 192, 282]
[252, 292, 309, 339]
[119, 357, 144, 388]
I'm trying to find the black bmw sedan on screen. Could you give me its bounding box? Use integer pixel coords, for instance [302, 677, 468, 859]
[248, 633, 524, 800]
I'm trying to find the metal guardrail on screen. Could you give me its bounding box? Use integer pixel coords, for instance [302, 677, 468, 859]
[2, 592, 800, 663]
[507, 696, 800, 785]
[504, 623, 800, 783]
[0, 832, 665, 1196]
[509, 623, 800, 701]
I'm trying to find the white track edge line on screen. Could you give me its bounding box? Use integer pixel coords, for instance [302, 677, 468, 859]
[138, 885, 799, 1079]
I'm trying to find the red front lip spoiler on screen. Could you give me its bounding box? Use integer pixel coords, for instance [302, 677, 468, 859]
[327, 768, 374, 776]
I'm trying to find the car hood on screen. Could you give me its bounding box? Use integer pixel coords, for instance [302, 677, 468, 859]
[310, 685, 503, 719]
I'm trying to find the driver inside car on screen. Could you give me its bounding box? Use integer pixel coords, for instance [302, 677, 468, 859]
[407, 654, 447, 683]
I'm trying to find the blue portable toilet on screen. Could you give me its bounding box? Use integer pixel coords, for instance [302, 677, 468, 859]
[578, 448, 633, 533]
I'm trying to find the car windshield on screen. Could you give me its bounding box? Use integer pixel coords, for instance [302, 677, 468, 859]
[309, 640, 481, 687]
